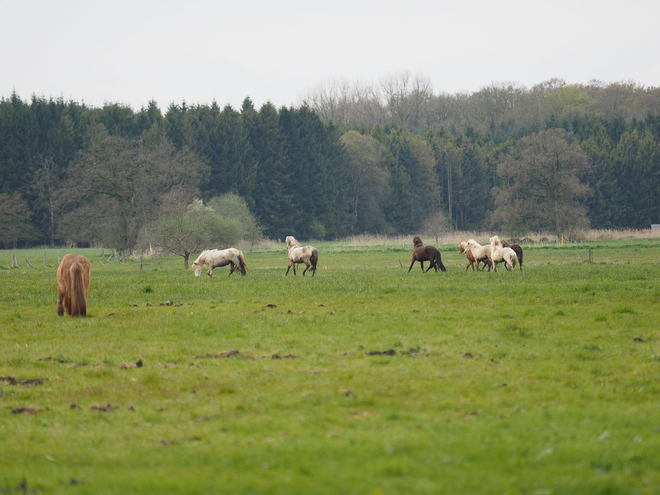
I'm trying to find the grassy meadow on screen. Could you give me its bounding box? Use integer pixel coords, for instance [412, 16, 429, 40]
[1, 239, 659, 494]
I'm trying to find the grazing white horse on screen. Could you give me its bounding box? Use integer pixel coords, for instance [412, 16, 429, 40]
[489, 236, 517, 273]
[192, 248, 246, 277]
[285, 236, 318, 276]
[464, 239, 492, 271]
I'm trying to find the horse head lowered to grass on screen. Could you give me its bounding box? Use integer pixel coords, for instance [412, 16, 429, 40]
[285, 236, 318, 276]
[408, 236, 446, 273]
[192, 248, 246, 277]
[57, 254, 90, 317]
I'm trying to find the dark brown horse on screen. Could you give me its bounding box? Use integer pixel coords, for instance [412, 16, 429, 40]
[408, 236, 446, 273]
[501, 240, 523, 271]
[57, 254, 91, 317]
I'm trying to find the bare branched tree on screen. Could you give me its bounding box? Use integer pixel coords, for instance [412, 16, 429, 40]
[140, 195, 241, 268]
[58, 125, 206, 251]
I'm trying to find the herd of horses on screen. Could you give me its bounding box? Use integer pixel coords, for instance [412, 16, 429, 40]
[56, 235, 521, 317]
[458, 236, 523, 273]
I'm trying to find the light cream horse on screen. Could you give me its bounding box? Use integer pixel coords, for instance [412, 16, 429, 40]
[285, 236, 318, 276]
[192, 248, 246, 277]
[464, 239, 493, 272]
[459, 241, 491, 272]
[489, 236, 517, 273]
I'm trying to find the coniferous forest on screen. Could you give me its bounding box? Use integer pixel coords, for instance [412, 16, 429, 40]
[1, 76, 660, 249]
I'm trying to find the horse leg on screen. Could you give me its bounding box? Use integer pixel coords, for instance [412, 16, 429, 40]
[285, 262, 293, 276]
[420, 261, 425, 272]
[207, 267, 214, 277]
[57, 291, 65, 316]
[302, 261, 310, 276]
[228, 264, 235, 276]
[407, 256, 416, 273]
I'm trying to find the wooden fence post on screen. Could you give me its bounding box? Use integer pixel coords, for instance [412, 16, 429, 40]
[26, 254, 33, 267]
[588, 250, 593, 263]
[12, 254, 18, 268]
[43, 251, 47, 267]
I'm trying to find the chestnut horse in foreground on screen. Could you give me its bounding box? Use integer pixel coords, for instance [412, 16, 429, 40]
[57, 254, 91, 317]
[285, 236, 318, 276]
[408, 236, 446, 273]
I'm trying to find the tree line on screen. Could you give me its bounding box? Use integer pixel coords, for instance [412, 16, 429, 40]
[1, 75, 660, 250]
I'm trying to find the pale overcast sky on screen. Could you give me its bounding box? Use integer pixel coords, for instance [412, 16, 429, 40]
[2, 0, 659, 111]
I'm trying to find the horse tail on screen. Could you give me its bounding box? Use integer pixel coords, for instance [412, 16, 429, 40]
[435, 250, 447, 272]
[310, 248, 319, 270]
[69, 262, 88, 317]
[238, 251, 247, 275]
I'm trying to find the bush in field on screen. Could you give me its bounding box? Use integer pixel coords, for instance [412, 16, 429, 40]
[207, 193, 263, 249]
[140, 196, 241, 268]
[421, 210, 449, 243]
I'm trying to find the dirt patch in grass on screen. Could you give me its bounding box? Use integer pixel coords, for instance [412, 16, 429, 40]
[1, 376, 48, 386]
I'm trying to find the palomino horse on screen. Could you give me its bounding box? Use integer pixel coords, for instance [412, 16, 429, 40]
[192, 248, 246, 277]
[408, 236, 446, 273]
[459, 241, 491, 272]
[464, 239, 492, 271]
[501, 239, 523, 271]
[489, 236, 517, 272]
[57, 254, 91, 317]
[285, 236, 318, 276]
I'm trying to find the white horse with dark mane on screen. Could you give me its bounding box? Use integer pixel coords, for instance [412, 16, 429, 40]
[285, 236, 318, 276]
[192, 248, 246, 277]
[489, 236, 517, 273]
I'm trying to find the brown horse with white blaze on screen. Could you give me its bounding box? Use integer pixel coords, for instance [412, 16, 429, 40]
[408, 236, 446, 273]
[57, 254, 91, 317]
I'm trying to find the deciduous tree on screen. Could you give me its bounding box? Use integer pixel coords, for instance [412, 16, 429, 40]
[59, 126, 205, 251]
[490, 128, 591, 236]
[140, 196, 241, 269]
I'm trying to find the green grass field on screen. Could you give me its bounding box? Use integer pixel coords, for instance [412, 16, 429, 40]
[1, 240, 659, 494]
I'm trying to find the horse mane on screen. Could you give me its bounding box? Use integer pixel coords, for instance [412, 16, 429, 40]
[194, 250, 211, 264]
[490, 235, 502, 247]
[412, 236, 423, 247]
[286, 236, 301, 249]
[466, 239, 480, 251]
